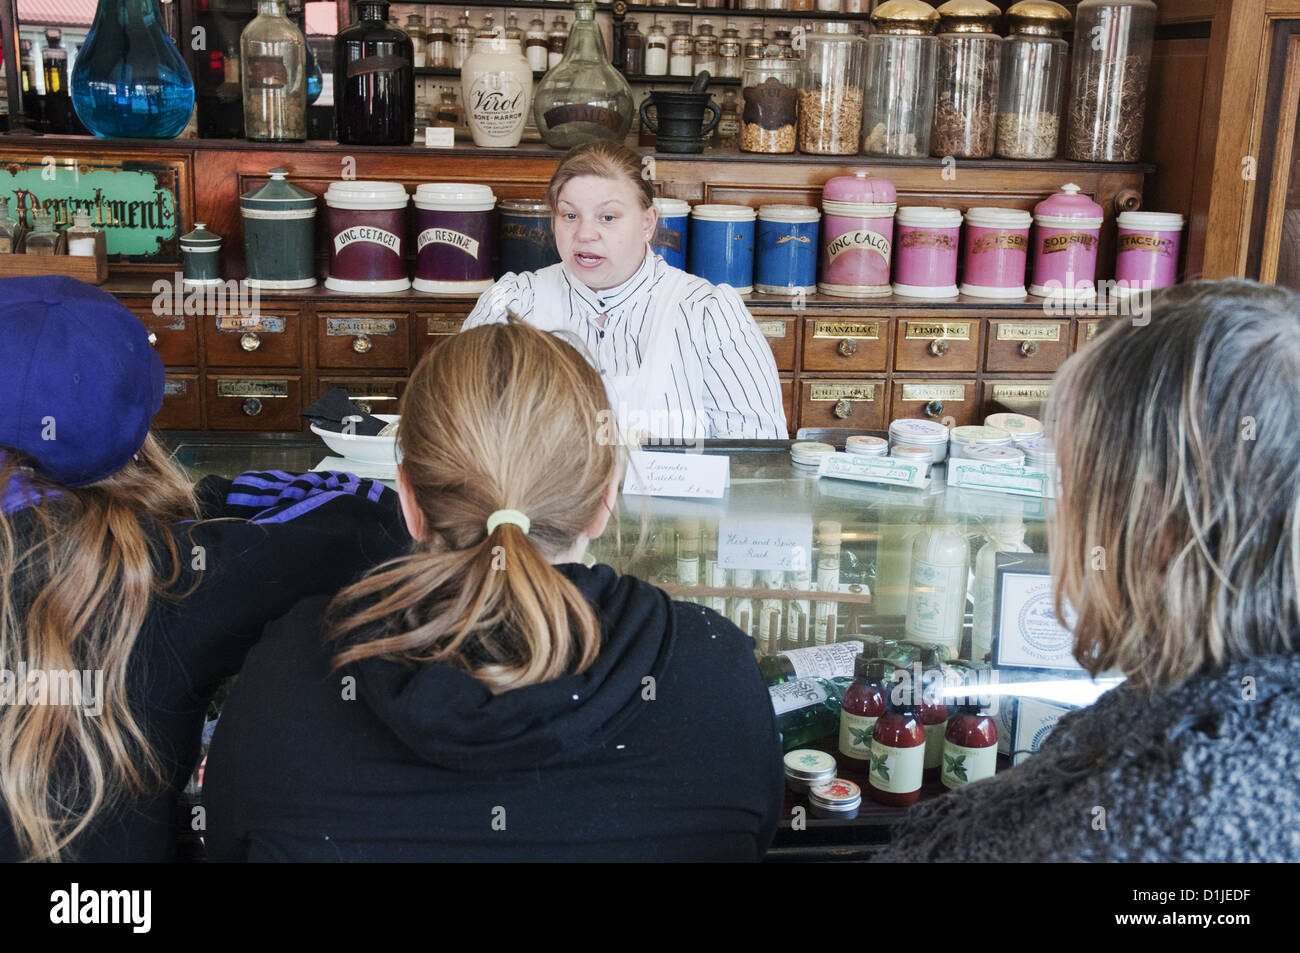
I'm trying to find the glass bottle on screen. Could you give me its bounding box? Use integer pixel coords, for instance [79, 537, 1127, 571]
[863, 0, 940, 158]
[766, 0, 788, 11]
[1065, 0, 1157, 162]
[305, 44, 324, 106]
[0, 197, 24, 254]
[838, 654, 890, 767]
[548, 16, 569, 69]
[931, 0, 1001, 159]
[241, 0, 308, 142]
[772, 29, 795, 59]
[729, 568, 757, 637]
[505, 13, 525, 55]
[762, 640, 871, 686]
[525, 17, 550, 72]
[335, 0, 415, 146]
[453, 10, 474, 69]
[917, 645, 949, 778]
[676, 519, 701, 590]
[24, 212, 61, 255]
[435, 87, 463, 127]
[758, 569, 786, 655]
[798, 22, 867, 155]
[693, 21, 719, 75]
[942, 681, 999, 790]
[645, 22, 670, 76]
[770, 676, 852, 751]
[427, 17, 452, 69]
[70, 0, 195, 138]
[19, 40, 43, 131]
[739, 0, 763, 9]
[744, 25, 767, 60]
[868, 696, 925, 805]
[904, 513, 970, 657]
[477, 13, 497, 39]
[718, 26, 742, 79]
[623, 19, 645, 76]
[406, 13, 427, 67]
[65, 213, 106, 258]
[813, 520, 842, 644]
[972, 517, 1033, 663]
[42, 28, 74, 134]
[997, 0, 1070, 160]
[669, 21, 694, 77]
[533, 2, 634, 148]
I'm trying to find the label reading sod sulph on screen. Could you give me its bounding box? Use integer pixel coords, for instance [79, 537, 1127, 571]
[868, 739, 925, 794]
[334, 226, 401, 255]
[838, 711, 879, 760]
[769, 677, 828, 717]
[941, 740, 998, 789]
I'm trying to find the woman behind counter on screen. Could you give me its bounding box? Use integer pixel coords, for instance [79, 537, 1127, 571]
[463, 140, 788, 442]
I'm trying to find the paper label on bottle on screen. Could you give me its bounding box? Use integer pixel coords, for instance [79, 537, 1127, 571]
[334, 226, 401, 256]
[868, 739, 924, 794]
[247, 55, 290, 89]
[676, 557, 700, 587]
[825, 228, 891, 266]
[838, 711, 879, 760]
[780, 642, 862, 680]
[1041, 232, 1099, 254]
[924, 720, 947, 770]
[417, 227, 480, 259]
[543, 103, 625, 133]
[905, 558, 966, 653]
[941, 740, 998, 789]
[346, 55, 409, 79]
[769, 677, 828, 717]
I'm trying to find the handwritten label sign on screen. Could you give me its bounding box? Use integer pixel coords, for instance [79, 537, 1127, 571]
[818, 452, 929, 489]
[622, 451, 729, 499]
[424, 127, 456, 148]
[947, 458, 1055, 499]
[717, 517, 813, 572]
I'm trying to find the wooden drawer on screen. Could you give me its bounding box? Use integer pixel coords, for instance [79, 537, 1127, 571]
[985, 319, 1070, 373]
[890, 379, 978, 427]
[893, 319, 980, 372]
[317, 312, 410, 369]
[204, 312, 300, 367]
[316, 376, 407, 416]
[798, 379, 887, 431]
[419, 312, 467, 355]
[1076, 319, 1102, 350]
[153, 375, 201, 430]
[801, 317, 888, 372]
[207, 375, 303, 431]
[981, 379, 1053, 419]
[780, 377, 794, 432]
[752, 314, 796, 372]
[128, 308, 198, 366]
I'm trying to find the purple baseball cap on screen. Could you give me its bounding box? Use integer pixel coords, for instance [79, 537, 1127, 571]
[0, 276, 164, 487]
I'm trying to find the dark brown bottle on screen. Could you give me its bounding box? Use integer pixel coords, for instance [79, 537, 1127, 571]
[334, 0, 414, 145]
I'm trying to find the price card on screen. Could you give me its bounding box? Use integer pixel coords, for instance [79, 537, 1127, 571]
[622, 451, 730, 499]
[818, 452, 930, 489]
[424, 127, 455, 148]
[716, 517, 813, 572]
[947, 457, 1055, 499]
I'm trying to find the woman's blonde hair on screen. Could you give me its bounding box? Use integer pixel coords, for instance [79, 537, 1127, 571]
[547, 140, 655, 213]
[1047, 279, 1300, 690]
[0, 435, 198, 861]
[327, 319, 618, 693]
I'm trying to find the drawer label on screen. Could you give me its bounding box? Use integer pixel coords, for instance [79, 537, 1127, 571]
[756, 319, 788, 339]
[426, 317, 464, 335]
[905, 321, 970, 340]
[1084, 321, 1100, 341]
[811, 383, 876, 402]
[996, 323, 1061, 342]
[217, 315, 285, 334]
[901, 384, 965, 401]
[328, 382, 400, 400]
[217, 380, 289, 399]
[326, 317, 398, 337]
[163, 379, 188, 397]
[814, 320, 879, 339]
[991, 383, 1052, 401]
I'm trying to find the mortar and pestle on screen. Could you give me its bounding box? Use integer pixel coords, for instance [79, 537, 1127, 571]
[640, 71, 721, 154]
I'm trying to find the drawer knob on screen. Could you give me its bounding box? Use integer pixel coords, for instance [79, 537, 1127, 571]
[240, 332, 262, 352]
[352, 334, 373, 354]
[242, 397, 263, 417]
[923, 400, 944, 418]
[833, 399, 854, 420]
[1020, 340, 1040, 357]
[147, 332, 158, 348]
[837, 338, 857, 357]
[355, 400, 372, 414]
[928, 339, 949, 357]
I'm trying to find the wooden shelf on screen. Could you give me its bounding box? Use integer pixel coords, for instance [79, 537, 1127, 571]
[402, 0, 869, 20]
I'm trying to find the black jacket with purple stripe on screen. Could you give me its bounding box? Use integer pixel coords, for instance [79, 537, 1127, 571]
[0, 470, 411, 862]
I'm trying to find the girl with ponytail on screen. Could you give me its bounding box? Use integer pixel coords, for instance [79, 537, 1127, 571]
[203, 318, 785, 862]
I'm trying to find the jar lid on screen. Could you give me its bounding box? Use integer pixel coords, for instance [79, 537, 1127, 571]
[414, 182, 496, 211]
[497, 198, 550, 214]
[783, 749, 838, 782]
[653, 197, 692, 216]
[896, 205, 963, 228]
[1021, 434, 1055, 458]
[691, 203, 756, 222]
[326, 180, 412, 210]
[809, 21, 865, 37]
[845, 435, 889, 455]
[180, 222, 222, 247]
[809, 778, 862, 812]
[748, 56, 800, 72]
[823, 169, 898, 206]
[965, 445, 1026, 464]
[937, 0, 1001, 32]
[758, 204, 821, 223]
[1006, 0, 1071, 35]
[791, 441, 836, 465]
[1117, 211, 1186, 231]
[965, 206, 1032, 229]
[984, 412, 1043, 437]
[241, 168, 319, 211]
[891, 444, 934, 459]
[871, 0, 941, 34]
[951, 424, 1013, 444]
[889, 418, 950, 442]
[471, 35, 524, 55]
[1034, 184, 1104, 225]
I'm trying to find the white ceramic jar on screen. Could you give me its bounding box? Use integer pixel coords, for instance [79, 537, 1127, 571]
[461, 36, 532, 148]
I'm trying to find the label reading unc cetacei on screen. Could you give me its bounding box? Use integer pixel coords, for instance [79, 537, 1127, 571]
[334, 226, 402, 255]
[417, 227, 481, 259]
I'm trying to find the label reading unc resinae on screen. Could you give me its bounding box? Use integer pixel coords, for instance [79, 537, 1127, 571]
[838, 711, 878, 761]
[779, 643, 862, 680]
[334, 226, 401, 255]
[941, 740, 998, 789]
[417, 227, 480, 259]
[869, 739, 924, 794]
[769, 677, 828, 717]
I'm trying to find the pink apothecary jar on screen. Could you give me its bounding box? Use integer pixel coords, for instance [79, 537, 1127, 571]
[819, 169, 897, 297]
[1029, 183, 1103, 301]
[893, 206, 962, 298]
[960, 207, 1032, 298]
[1115, 211, 1184, 293]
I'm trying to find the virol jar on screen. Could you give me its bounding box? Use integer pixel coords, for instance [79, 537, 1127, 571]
[413, 183, 496, 294]
[893, 206, 961, 298]
[324, 181, 411, 293]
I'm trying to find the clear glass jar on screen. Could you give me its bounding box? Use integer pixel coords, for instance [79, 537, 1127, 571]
[798, 23, 866, 155]
[863, 1, 939, 158]
[718, 27, 742, 78]
[0, 196, 21, 254]
[477, 13, 496, 39]
[742, 56, 800, 153]
[240, 0, 307, 142]
[426, 17, 451, 69]
[670, 21, 694, 76]
[24, 211, 60, 255]
[816, 0, 843, 11]
[694, 21, 719, 75]
[997, 1, 1069, 160]
[525, 17, 550, 72]
[744, 25, 767, 59]
[844, 0, 868, 12]
[739, 0, 764, 9]
[932, 1, 1000, 159]
[435, 87, 462, 127]
[405, 12, 426, 67]
[452, 10, 474, 69]
[505, 13, 524, 54]
[773, 29, 795, 59]
[532, 1, 634, 148]
[1066, 0, 1157, 162]
[646, 22, 670, 75]
[623, 19, 646, 75]
[766, 0, 788, 10]
[715, 87, 741, 149]
[66, 212, 106, 258]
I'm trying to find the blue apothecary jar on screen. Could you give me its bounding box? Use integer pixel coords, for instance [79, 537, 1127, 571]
[689, 204, 756, 293]
[756, 204, 820, 295]
[652, 197, 690, 270]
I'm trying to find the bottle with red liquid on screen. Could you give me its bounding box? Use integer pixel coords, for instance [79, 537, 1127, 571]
[837, 653, 890, 773]
[867, 696, 925, 807]
[918, 646, 950, 780]
[942, 701, 999, 790]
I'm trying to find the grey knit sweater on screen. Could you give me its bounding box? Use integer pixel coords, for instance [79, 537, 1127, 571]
[874, 653, 1300, 862]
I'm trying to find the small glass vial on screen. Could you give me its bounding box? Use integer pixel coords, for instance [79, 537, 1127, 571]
[435, 87, 463, 128]
[744, 25, 767, 60]
[452, 10, 474, 69]
[813, 520, 842, 644]
[623, 19, 645, 75]
[548, 16, 569, 69]
[772, 28, 795, 59]
[714, 87, 740, 149]
[645, 22, 669, 76]
[65, 213, 105, 259]
[693, 21, 719, 75]
[505, 13, 524, 54]
[669, 21, 694, 76]
[525, 17, 550, 72]
[476, 13, 497, 39]
[405, 12, 427, 67]
[426, 16, 451, 69]
[24, 211, 61, 255]
[997, 0, 1070, 160]
[0, 196, 23, 254]
[718, 26, 742, 78]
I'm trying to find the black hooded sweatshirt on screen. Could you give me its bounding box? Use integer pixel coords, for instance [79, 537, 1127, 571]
[202, 564, 785, 861]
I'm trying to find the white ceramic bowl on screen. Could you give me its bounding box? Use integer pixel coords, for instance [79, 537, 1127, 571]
[310, 414, 399, 466]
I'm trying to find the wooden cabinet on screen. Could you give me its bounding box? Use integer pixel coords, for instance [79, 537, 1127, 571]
[315, 377, 406, 415]
[751, 312, 797, 372]
[798, 379, 888, 431]
[889, 379, 979, 428]
[204, 312, 301, 368]
[155, 375, 202, 431]
[207, 375, 304, 431]
[317, 311, 410, 369]
[801, 317, 889, 373]
[893, 319, 981, 373]
[985, 319, 1071, 373]
[128, 307, 199, 367]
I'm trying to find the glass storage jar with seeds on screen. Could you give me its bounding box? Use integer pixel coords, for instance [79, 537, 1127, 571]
[931, 0, 1001, 159]
[742, 56, 800, 153]
[863, 0, 940, 158]
[1065, 0, 1156, 162]
[798, 23, 866, 155]
[996, 1, 1070, 160]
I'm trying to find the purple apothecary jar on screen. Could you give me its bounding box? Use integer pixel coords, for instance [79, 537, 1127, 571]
[324, 181, 411, 294]
[893, 206, 962, 298]
[960, 207, 1032, 298]
[820, 169, 897, 297]
[1115, 211, 1184, 293]
[1029, 183, 1103, 301]
[413, 183, 497, 295]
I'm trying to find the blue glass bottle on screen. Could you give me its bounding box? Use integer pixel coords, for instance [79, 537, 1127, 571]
[306, 43, 323, 106]
[71, 0, 195, 138]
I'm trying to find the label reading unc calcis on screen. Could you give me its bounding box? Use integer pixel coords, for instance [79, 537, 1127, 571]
[825, 228, 892, 266]
[868, 739, 925, 794]
[941, 740, 998, 789]
[417, 227, 480, 259]
[334, 226, 401, 255]
[779, 642, 862, 680]
[769, 677, 829, 717]
[838, 712, 879, 761]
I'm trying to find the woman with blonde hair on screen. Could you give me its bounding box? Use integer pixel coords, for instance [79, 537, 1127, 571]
[0, 277, 410, 861]
[202, 319, 784, 861]
[876, 279, 1300, 862]
[463, 139, 788, 442]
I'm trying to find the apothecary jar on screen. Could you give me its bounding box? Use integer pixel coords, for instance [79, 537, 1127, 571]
[996, 0, 1070, 160]
[863, 0, 940, 158]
